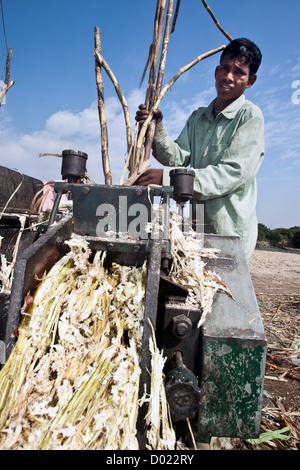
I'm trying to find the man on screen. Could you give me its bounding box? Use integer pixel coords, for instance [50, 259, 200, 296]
[135, 38, 264, 263]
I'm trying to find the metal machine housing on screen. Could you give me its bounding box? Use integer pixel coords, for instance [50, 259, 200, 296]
[0, 168, 267, 446]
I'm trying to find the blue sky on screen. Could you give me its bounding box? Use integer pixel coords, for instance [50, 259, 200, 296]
[0, 0, 299, 229]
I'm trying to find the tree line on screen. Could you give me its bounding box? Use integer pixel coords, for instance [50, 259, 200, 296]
[257, 224, 300, 248]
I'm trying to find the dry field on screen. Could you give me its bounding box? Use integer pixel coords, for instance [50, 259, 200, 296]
[240, 248, 300, 450]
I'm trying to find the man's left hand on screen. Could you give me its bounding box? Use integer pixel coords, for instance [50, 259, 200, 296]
[134, 169, 163, 186]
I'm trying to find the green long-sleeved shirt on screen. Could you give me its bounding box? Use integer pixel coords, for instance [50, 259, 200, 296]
[152, 94, 265, 263]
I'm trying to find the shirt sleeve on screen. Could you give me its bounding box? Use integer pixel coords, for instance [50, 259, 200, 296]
[152, 120, 192, 167]
[192, 111, 265, 200]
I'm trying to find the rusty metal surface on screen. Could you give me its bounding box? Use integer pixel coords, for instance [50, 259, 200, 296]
[0, 166, 43, 214]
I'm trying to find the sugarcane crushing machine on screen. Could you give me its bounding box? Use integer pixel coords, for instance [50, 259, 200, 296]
[0, 151, 267, 447]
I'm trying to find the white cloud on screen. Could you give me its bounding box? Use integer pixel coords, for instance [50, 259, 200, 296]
[0, 83, 216, 184]
[0, 88, 145, 184]
[269, 64, 281, 76]
[252, 57, 300, 173]
[291, 58, 300, 75]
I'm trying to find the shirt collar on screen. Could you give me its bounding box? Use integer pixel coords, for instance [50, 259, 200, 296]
[205, 94, 246, 121]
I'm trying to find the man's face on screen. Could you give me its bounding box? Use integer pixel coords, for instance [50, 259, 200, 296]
[215, 54, 256, 106]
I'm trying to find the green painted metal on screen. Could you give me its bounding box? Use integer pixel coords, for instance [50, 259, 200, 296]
[198, 336, 266, 438]
[196, 234, 267, 440]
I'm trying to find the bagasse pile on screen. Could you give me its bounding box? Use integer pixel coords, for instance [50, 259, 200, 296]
[0, 217, 230, 450]
[0, 238, 149, 450]
[169, 215, 232, 326]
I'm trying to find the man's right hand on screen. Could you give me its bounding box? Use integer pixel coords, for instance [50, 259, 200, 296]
[135, 104, 163, 126]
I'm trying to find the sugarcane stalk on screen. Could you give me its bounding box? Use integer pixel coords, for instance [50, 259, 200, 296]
[142, 0, 174, 165]
[47, 287, 70, 360]
[0, 257, 73, 428]
[152, 0, 167, 97]
[145, 0, 166, 110]
[41, 347, 112, 437]
[124, 159, 151, 186]
[134, 45, 226, 168]
[171, 0, 181, 33]
[142, 122, 155, 164]
[39, 353, 116, 449]
[136, 0, 167, 174]
[119, 124, 139, 184]
[156, 0, 174, 96]
[94, 27, 112, 185]
[76, 361, 118, 430]
[94, 49, 132, 159]
[128, 0, 172, 178]
[0, 47, 15, 107]
[140, 44, 153, 89]
[0, 330, 31, 427]
[201, 0, 233, 41]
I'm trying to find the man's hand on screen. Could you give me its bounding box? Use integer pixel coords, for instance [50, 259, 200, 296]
[135, 169, 163, 186]
[135, 104, 163, 126]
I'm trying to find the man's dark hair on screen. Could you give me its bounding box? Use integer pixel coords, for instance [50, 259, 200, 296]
[220, 38, 262, 76]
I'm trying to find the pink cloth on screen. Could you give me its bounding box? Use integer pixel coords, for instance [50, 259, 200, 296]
[42, 181, 69, 211]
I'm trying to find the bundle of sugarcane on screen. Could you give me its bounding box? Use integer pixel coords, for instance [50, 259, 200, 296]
[93, 0, 232, 186]
[0, 235, 179, 450]
[0, 237, 146, 449]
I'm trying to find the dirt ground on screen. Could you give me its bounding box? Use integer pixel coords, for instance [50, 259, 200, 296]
[250, 248, 300, 295]
[234, 248, 300, 450]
